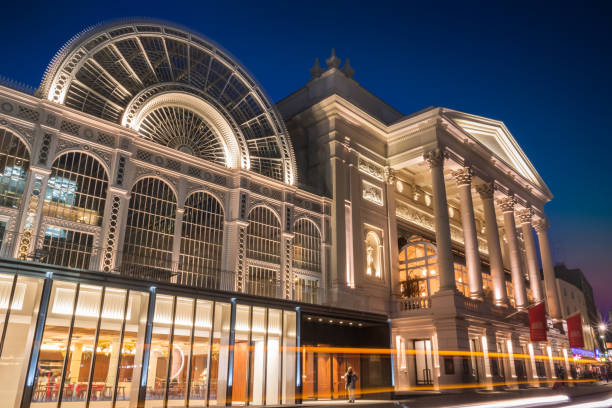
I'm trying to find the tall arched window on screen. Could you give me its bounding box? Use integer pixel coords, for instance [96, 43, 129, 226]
[292, 218, 321, 272]
[179, 191, 224, 287]
[247, 206, 281, 264]
[0, 129, 29, 209]
[398, 236, 439, 299]
[122, 178, 176, 276]
[246, 206, 281, 297]
[43, 152, 109, 226]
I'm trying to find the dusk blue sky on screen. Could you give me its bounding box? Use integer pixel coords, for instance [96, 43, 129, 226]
[1, 1, 610, 316]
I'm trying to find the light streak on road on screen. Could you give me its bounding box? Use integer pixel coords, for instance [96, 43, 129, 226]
[456, 395, 569, 408]
[562, 397, 612, 408]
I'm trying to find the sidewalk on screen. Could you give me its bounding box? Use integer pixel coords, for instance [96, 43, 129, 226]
[273, 382, 612, 408]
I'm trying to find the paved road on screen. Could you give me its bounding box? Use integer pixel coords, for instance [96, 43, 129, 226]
[288, 383, 612, 408]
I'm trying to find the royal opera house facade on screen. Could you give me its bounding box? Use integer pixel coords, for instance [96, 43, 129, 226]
[0, 19, 575, 408]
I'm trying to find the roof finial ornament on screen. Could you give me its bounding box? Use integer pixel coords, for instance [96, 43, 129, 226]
[326, 48, 341, 69]
[309, 57, 324, 79]
[341, 58, 355, 79]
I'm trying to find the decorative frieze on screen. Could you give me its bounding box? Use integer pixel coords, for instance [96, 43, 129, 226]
[362, 180, 383, 206]
[358, 157, 384, 181]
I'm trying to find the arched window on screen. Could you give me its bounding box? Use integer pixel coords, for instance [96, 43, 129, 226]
[0, 129, 29, 209]
[122, 178, 176, 276]
[398, 236, 439, 298]
[292, 218, 321, 272]
[179, 192, 224, 287]
[43, 152, 108, 226]
[246, 206, 281, 264]
[246, 206, 281, 297]
[365, 231, 382, 278]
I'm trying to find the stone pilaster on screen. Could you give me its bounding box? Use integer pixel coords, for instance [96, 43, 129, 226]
[281, 232, 295, 299]
[13, 167, 51, 260]
[476, 183, 507, 306]
[497, 196, 527, 310]
[385, 169, 401, 298]
[424, 148, 455, 292]
[451, 167, 483, 299]
[517, 209, 544, 303]
[534, 218, 562, 320]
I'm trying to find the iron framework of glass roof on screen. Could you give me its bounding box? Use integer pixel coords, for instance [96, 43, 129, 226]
[39, 20, 296, 184]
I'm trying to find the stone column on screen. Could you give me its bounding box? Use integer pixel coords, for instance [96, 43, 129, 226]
[424, 148, 455, 292]
[330, 148, 348, 290]
[533, 219, 562, 320]
[517, 209, 544, 303]
[497, 197, 527, 310]
[385, 169, 401, 298]
[476, 183, 507, 306]
[451, 167, 483, 299]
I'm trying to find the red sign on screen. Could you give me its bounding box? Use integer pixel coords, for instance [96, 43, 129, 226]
[529, 301, 547, 342]
[567, 313, 585, 348]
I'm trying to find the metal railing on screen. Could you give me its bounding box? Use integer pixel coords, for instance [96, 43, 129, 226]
[0, 230, 324, 305]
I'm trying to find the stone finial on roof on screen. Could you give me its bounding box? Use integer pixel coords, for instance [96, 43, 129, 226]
[326, 48, 341, 69]
[341, 58, 355, 79]
[309, 58, 324, 79]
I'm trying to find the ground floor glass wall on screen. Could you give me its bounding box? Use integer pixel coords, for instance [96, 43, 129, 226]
[0, 271, 296, 408]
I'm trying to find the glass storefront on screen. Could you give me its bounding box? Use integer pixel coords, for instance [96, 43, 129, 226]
[0, 271, 297, 408]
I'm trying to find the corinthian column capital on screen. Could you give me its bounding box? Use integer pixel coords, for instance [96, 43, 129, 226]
[497, 196, 515, 213]
[476, 182, 495, 199]
[451, 167, 473, 186]
[516, 208, 533, 225]
[423, 148, 446, 168]
[533, 218, 549, 233]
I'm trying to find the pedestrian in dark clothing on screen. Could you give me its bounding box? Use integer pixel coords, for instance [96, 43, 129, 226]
[344, 366, 358, 403]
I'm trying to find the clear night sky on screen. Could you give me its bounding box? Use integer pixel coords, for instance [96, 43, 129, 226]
[1, 1, 610, 317]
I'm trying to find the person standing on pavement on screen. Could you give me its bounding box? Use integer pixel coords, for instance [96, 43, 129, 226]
[344, 366, 358, 403]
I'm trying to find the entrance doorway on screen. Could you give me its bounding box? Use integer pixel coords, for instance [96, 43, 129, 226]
[414, 339, 433, 385]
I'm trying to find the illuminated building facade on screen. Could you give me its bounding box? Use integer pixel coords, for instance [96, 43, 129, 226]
[0, 18, 575, 407]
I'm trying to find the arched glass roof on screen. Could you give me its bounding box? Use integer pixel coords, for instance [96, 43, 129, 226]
[39, 19, 296, 184]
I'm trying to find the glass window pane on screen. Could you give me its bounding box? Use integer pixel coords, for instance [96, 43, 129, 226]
[168, 297, 194, 404]
[188, 299, 213, 408]
[266, 309, 281, 404]
[145, 294, 173, 407]
[208, 302, 231, 406]
[60, 284, 103, 408]
[282, 311, 296, 404]
[249, 307, 266, 405]
[32, 281, 77, 406]
[232, 305, 250, 405]
[89, 288, 127, 408]
[0, 274, 44, 408]
[116, 291, 149, 406]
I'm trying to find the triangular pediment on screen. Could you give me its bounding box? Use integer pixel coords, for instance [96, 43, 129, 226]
[443, 110, 551, 197]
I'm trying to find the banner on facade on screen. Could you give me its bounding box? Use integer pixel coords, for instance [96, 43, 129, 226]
[529, 301, 547, 342]
[567, 313, 585, 348]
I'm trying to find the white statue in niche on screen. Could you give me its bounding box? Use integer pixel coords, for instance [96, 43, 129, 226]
[366, 245, 375, 275]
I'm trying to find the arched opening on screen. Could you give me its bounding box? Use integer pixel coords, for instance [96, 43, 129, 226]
[0, 128, 29, 209]
[398, 236, 439, 299]
[246, 206, 281, 297]
[179, 191, 224, 288]
[40, 152, 109, 269]
[43, 152, 109, 226]
[292, 218, 321, 303]
[121, 177, 177, 277]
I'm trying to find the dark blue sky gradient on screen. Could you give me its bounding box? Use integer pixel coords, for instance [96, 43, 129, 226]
[1, 1, 610, 316]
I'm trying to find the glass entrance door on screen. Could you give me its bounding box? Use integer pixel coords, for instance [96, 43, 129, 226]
[414, 340, 433, 385]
